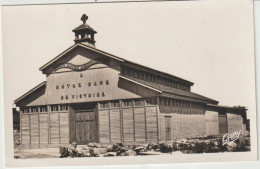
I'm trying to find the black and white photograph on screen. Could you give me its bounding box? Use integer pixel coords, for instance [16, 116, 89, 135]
[1, 0, 258, 167]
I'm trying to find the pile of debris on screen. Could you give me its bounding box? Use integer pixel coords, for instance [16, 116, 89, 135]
[59, 134, 251, 158]
[59, 142, 175, 158]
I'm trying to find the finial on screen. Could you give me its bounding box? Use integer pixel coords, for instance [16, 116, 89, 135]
[81, 14, 88, 24]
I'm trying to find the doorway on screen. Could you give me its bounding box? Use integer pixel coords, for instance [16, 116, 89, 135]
[165, 116, 172, 141]
[75, 110, 96, 144]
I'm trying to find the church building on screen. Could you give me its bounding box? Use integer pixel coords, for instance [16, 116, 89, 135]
[14, 14, 247, 149]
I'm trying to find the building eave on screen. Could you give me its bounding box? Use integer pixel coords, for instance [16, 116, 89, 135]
[119, 75, 163, 93]
[14, 81, 47, 104]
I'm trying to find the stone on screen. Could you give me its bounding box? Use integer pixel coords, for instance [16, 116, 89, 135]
[104, 152, 117, 157]
[59, 146, 69, 158]
[119, 152, 126, 156]
[71, 142, 77, 148]
[81, 150, 91, 157]
[125, 150, 137, 156]
[94, 142, 102, 148]
[87, 143, 95, 147]
[93, 148, 107, 155]
[95, 154, 105, 157]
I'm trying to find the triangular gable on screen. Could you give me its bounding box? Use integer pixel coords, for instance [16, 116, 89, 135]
[39, 43, 124, 74]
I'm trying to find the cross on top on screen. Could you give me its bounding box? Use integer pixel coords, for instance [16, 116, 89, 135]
[81, 14, 88, 24]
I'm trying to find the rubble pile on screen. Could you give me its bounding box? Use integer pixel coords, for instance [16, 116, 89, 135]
[59, 134, 251, 158]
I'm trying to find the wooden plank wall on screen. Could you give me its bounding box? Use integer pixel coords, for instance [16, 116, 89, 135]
[205, 111, 219, 136]
[227, 113, 243, 134]
[159, 98, 207, 141]
[98, 102, 159, 143]
[20, 110, 69, 148]
[159, 113, 206, 141]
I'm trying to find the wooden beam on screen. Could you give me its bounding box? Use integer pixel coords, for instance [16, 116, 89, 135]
[96, 103, 100, 143]
[156, 97, 160, 141]
[19, 110, 23, 146]
[38, 107, 40, 145]
[47, 105, 50, 144]
[119, 100, 124, 143]
[108, 102, 111, 143]
[132, 100, 135, 142]
[144, 100, 147, 141]
[29, 108, 31, 146]
[58, 111, 61, 144]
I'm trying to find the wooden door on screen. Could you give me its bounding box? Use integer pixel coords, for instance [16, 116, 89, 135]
[75, 110, 96, 144]
[219, 115, 228, 135]
[165, 116, 172, 141]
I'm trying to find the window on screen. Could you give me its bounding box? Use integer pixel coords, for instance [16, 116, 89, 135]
[137, 71, 141, 79]
[60, 105, 68, 111]
[145, 97, 156, 105]
[40, 106, 47, 112]
[123, 100, 133, 107]
[134, 99, 144, 106]
[22, 107, 29, 113]
[51, 105, 59, 111]
[110, 101, 120, 108]
[100, 102, 109, 109]
[31, 107, 38, 113]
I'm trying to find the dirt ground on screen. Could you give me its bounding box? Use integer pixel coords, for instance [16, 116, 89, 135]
[14, 146, 60, 159]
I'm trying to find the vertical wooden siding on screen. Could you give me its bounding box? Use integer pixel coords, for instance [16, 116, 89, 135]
[98, 102, 159, 143]
[20, 110, 69, 148]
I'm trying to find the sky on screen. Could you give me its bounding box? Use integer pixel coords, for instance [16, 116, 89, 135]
[1, 0, 255, 119]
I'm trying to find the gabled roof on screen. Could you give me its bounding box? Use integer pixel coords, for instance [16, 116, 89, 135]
[39, 43, 194, 85]
[39, 43, 125, 71]
[120, 75, 218, 104]
[14, 81, 46, 104]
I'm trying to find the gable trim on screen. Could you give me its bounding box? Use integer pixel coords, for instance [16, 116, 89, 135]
[39, 43, 125, 72]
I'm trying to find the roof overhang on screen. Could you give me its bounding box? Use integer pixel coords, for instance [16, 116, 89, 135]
[14, 81, 47, 104]
[119, 75, 163, 93]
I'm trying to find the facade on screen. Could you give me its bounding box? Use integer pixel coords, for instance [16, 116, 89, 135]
[14, 14, 247, 149]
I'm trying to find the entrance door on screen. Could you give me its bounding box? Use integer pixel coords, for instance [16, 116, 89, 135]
[75, 110, 96, 144]
[165, 116, 172, 141]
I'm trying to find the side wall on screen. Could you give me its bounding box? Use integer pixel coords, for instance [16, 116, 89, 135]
[205, 109, 246, 136]
[158, 98, 206, 141]
[20, 106, 69, 149]
[98, 99, 159, 144]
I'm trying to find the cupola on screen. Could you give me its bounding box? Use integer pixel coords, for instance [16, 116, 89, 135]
[72, 14, 97, 48]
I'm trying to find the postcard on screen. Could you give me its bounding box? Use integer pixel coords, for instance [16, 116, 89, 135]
[1, 0, 257, 167]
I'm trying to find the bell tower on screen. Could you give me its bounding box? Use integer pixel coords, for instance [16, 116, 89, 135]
[72, 14, 97, 48]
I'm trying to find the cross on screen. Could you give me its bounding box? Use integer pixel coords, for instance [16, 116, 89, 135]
[81, 14, 88, 24]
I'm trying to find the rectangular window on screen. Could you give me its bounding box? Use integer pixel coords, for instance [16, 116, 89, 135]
[110, 101, 120, 108]
[31, 107, 38, 113]
[51, 105, 59, 111]
[22, 107, 30, 113]
[145, 97, 156, 105]
[123, 100, 133, 107]
[100, 102, 109, 109]
[40, 106, 47, 112]
[60, 105, 68, 111]
[134, 99, 144, 106]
